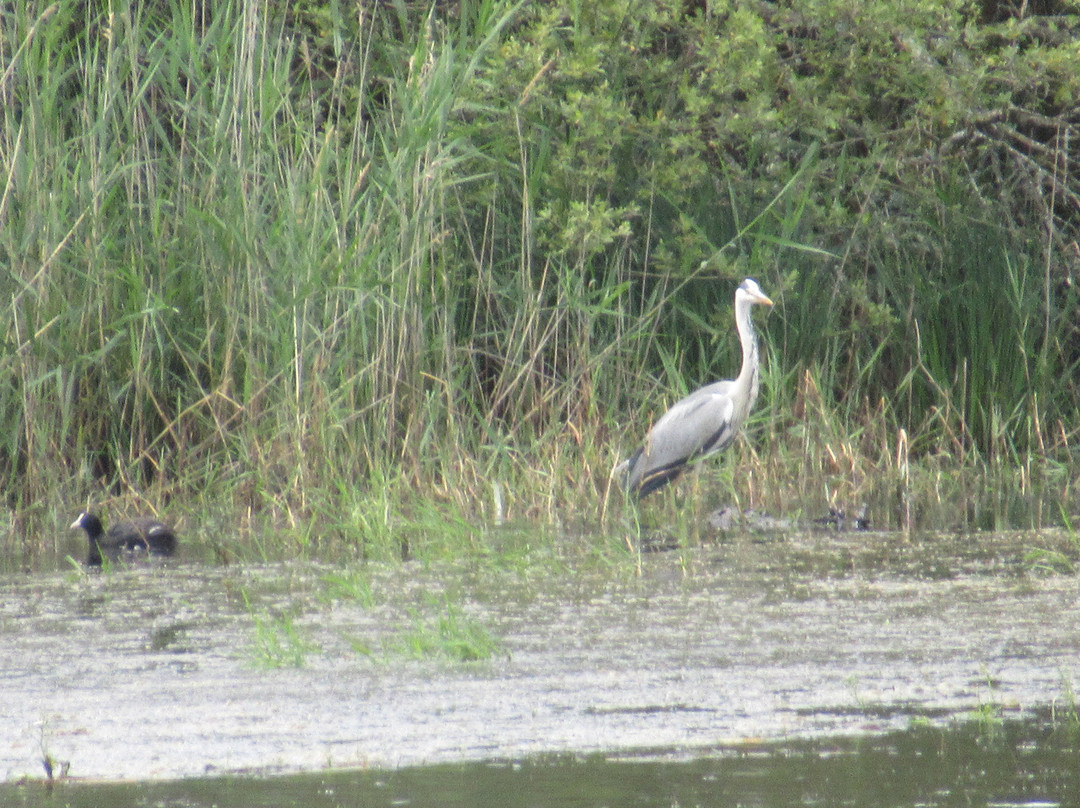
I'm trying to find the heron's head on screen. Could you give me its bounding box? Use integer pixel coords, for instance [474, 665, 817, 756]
[737, 278, 773, 307]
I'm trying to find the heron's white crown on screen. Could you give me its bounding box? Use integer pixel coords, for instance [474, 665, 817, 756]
[737, 278, 773, 306]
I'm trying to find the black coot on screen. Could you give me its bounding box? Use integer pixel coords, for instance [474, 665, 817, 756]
[70, 511, 178, 566]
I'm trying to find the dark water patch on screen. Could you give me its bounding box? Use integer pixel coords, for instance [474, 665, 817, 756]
[2, 720, 1077, 807]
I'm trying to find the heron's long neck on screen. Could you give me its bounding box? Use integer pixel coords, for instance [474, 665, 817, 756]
[734, 298, 760, 411]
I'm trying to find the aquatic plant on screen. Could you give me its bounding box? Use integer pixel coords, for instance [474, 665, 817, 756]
[37, 717, 69, 783]
[1029, 508, 1080, 575]
[1051, 671, 1080, 743]
[318, 568, 376, 608]
[398, 595, 506, 663]
[242, 591, 317, 669]
[1023, 547, 1076, 576]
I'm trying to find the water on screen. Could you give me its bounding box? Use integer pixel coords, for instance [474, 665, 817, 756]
[1, 529, 1077, 805]
[3, 723, 1079, 807]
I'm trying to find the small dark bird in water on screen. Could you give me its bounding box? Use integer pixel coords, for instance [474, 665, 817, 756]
[70, 511, 178, 566]
[812, 504, 871, 532]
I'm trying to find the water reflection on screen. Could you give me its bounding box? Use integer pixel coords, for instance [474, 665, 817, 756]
[3, 720, 1078, 808]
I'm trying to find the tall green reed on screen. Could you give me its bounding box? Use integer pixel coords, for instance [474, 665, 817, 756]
[0, 0, 539, 561]
[1, 1, 1076, 567]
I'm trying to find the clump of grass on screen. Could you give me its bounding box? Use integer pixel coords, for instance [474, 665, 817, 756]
[339, 633, 378, 660]
[38, 716, 70, 783]
[963, 669, 1011, 746]
[318, 567, 376, 608]
[397, 595, 506, 663]
[1023, 547, 1076, 576]
[966, 701, 1006, 747]
[242, 590, 317, 669]
[1050, 671, 1080, 743]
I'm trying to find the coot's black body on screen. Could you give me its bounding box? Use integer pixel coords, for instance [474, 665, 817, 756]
[70, 511, 178, 566]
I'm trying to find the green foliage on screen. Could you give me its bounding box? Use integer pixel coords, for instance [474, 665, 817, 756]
[1, 0, 1078, 563]
[243, 590, 317, 668]
[398, 594, 506, 663]
[319, 567, 376, 607]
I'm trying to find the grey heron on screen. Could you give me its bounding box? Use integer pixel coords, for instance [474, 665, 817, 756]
[623, 277, 774, 498]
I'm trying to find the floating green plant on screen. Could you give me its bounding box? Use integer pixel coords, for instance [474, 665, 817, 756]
[243, 590, 317, 669]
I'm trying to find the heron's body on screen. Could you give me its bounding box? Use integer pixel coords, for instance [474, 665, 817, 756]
[71, 511, 178, 566]
[624, 278, 773, 498]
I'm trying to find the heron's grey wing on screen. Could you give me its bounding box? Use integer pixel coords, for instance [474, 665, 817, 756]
[648, 384, 737, 464]
[628, 384, 736, 495]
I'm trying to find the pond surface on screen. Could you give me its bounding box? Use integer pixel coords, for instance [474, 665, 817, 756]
[3, 721, 1080, 808]
[1, 529, 1078, 805]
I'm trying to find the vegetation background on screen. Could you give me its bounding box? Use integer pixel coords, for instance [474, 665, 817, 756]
[2, 0, 1078, 567]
